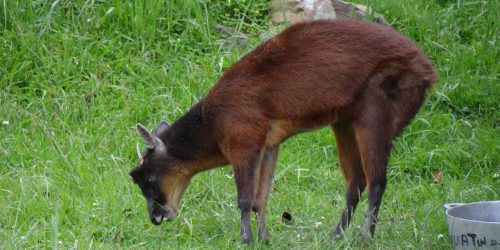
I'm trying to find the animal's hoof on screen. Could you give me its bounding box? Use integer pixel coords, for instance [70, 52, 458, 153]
[241, 237, 253, 244]
[331, 228, 344, 239]
[240, 233, 254, 244]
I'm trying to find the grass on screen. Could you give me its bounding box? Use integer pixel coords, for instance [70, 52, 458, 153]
[0, 0, 498, 249]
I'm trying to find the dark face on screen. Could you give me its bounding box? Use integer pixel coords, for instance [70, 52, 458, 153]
[130, 153, 172, 225]
[130, 122, 191, 225]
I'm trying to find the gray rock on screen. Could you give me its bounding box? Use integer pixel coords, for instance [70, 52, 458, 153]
[270, 0, 388, 25]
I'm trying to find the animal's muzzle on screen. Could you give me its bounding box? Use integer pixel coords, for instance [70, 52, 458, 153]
[147, 200, 176, 225]
[151, 213, 164, 225]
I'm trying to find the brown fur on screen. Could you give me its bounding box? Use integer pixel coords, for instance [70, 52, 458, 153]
[130, 19, 437, 244]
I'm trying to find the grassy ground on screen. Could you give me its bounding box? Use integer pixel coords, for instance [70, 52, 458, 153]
[0, 0, 498, 249]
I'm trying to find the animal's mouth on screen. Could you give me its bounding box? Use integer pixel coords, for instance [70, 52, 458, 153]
[162, 209, 176, 221]
[150, 207, 176, 225]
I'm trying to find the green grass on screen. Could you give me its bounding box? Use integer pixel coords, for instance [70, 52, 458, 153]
[0, 0, 498, 249]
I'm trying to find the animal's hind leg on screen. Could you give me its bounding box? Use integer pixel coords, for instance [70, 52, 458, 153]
[252, 147, 278, 242]
[331, 122, 366, 238]
[352, 70, 431, 241]
[352, 91, 394, 241]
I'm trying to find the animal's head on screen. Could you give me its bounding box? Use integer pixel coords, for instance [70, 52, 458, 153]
[129, 121, 191, 225]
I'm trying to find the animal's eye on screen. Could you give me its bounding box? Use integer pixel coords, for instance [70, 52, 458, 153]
[145, 185, 159, 199]
[148, 177, 154, 183]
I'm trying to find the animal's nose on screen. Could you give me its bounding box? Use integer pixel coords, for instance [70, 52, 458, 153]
[151, 215, 163, 225]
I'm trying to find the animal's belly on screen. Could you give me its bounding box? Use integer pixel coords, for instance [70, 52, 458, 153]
[264, 112, 338, 148]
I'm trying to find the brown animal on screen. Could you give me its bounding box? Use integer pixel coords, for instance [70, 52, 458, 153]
[129, 19, 437, 244]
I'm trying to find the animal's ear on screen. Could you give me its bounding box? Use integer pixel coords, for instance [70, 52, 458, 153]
[155, 120, 170, 137]
[136, 123, 156, 149]
[136, 123, 167, 152]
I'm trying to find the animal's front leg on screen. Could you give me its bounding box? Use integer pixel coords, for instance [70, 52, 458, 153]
[220, 118, 270, 244]
[253, 147, 278, 243]
[230, 149, 264, 244]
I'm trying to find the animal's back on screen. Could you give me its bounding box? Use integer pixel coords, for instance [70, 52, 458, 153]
[205, 19, 436, 120]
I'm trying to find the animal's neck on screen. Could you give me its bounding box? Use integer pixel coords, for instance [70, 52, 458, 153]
[161, 102, 227, 175]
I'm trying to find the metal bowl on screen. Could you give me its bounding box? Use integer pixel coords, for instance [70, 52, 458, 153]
[444, 201, 500, 249]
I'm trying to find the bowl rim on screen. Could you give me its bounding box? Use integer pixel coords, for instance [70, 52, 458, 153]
[445, 200, 500, 224]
